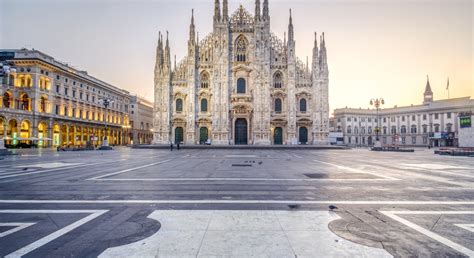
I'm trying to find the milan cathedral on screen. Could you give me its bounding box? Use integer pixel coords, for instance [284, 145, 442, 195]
[153, 0, 329, 145]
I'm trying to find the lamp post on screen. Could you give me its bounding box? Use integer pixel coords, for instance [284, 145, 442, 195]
[98, 97, 114, 150]
[370, 98, 385, 148]
[0, 62, 16, 152]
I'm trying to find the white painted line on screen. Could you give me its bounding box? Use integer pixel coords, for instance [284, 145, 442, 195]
[454, 224, 474, 233]
[2, 209, 108, 258]
[91, 177, 396, 182]
[0, 160, 126, 180]
[386, 211, 474, 215]
[313, 160, 400, 180]
[225, 155, 258, 158]
[16, 162, 83, 169]
[0, 200, 473, 205]
[380, 211, 474, 257]
[0, 222, 36, 238]
[0, 158, 147, 180]
[87, 160, 171, 180]
[401, 164, 472, 170]
[0, 170, 41, 177]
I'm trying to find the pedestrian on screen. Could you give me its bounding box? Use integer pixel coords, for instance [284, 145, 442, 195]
[170, 143, 174, 151]
[177, 142, 180, 150]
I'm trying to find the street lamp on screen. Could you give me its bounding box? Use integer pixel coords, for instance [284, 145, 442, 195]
[98, 97, 114, 150]
[370, 98, 385, 148]
[0, 62, 16, 152]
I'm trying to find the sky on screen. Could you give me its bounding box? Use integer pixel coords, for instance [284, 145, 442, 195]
[1, 0, 472, 114]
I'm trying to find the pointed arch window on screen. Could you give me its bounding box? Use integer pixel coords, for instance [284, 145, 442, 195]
[176, 99, 183, 113]
[235, 36, 247, 62]
[201, 98, 208, 112]
[275, 98, 282, 113]
[300, 98, 307, 112]
[237, 78, 246, 94]
[200, 72, 210, 88]
[273, 72, 283, 88]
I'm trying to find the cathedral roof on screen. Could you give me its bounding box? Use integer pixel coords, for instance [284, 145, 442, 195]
[230, 5, 254, 31]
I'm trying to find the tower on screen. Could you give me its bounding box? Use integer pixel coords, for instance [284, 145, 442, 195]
[423, 75, 434, 104]
[153, 31, 173, 144]
[286, 9, 297, 144]
[312, 32, 329, 144]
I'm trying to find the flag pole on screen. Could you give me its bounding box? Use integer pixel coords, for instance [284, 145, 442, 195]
[446, 77, 450, 99]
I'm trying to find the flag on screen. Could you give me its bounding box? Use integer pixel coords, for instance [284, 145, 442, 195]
[446, 78, 450, 90]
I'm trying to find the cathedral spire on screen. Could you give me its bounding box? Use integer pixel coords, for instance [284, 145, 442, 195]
[164, 31, 171, 68]
[255, 0, 261, 21]
[158, 31, 164, 68]
[263, 0, 269, 21]
[288, 9, 294, 45]
[189, 9, 195, 45]
[155, 31, 163, 70]
[319, 32, 328, 74]
[312, 32, 319, 71]
[222, 0, 228, 21]
[214, 0, 221, 23]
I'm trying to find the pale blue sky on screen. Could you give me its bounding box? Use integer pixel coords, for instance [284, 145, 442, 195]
[1, 0, 472, 113]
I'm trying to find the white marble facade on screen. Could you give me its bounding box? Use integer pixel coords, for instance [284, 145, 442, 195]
[153, 0, 329, 145]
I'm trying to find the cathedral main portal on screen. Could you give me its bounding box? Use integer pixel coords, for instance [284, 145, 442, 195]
[234, 118, 248, 145]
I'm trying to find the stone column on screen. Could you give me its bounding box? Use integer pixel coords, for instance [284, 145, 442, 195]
[66, 126, 70, 146]
[48, 119, 53, 148]
[0, 120, 6, 150]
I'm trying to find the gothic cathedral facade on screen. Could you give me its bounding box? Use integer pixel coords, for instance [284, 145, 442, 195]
[153, 0, 329, 145]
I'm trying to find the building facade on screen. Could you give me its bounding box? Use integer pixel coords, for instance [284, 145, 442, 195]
[129, 96, 154, 145]
[458, 113, 473, 148]
[333, 78, 474, 147]
[0, 49, 132, 148]
[153, 0, 330, 145]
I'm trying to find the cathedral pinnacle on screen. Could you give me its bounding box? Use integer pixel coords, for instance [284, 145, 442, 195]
[312, 32, 319, 71]
[164, 31, 171, 68]
[319, 33, 328, 73]
[214, 0, 221, 23]
[189, 9, 195, 44]
[314, 32, 318, 48]
[156, 31, 164, 69]
[288, 9, 294, 44]
[263, 0, 269, 21]
[223, 0, 228, 21]
[255, 0, 261, 21]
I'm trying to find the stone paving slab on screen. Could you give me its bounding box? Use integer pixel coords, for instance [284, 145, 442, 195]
[99, 210, 392, 258]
